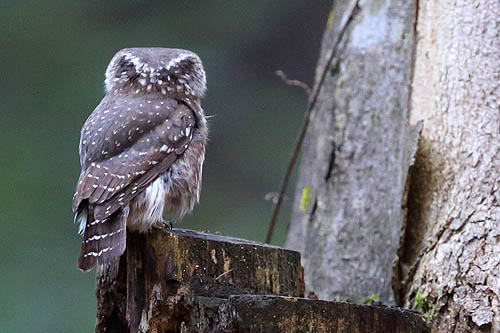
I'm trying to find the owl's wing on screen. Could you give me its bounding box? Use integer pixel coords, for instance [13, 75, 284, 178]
[73, 97, 195, 222]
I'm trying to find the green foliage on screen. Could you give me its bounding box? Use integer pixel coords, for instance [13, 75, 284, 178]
[413, 292, 434, 322]
[363, 294, 380, 305]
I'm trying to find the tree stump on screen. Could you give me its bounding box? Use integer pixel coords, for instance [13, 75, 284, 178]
[95, 229, 428, 332]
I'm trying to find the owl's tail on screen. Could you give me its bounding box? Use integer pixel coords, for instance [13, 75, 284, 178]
[76, 203, 129, 271]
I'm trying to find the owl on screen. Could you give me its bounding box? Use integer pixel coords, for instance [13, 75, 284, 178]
[72, 48, 208, 271]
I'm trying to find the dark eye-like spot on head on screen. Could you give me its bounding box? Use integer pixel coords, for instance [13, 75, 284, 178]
[159, 67, 175, 81]
[116, 57, 138, 80]
[177, 59, 193, 73]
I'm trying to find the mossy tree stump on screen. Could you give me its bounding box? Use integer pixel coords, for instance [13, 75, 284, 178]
[95, 229, 428, 332]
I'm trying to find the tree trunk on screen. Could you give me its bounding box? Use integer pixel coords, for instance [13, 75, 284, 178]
[286, 0, 499, 331]
[95, 229, 305, 332]
[395, 1, 500, 331]
[95, 229, 429, 332]
[285, 0, 420, 304]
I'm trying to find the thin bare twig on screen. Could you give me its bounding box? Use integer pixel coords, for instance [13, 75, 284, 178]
[215, 269, 234, 281]
[265, 0, 359, 244]
[275, 70, 312, 96]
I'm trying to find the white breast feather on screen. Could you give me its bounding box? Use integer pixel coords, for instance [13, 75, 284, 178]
[128, 176, 167, 232]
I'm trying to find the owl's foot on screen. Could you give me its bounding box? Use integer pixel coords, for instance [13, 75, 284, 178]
[161, 219, 174, 230]
[151, 219, 174, 232]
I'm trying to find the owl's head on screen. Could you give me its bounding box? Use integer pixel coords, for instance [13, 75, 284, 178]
[104, 48, 207, 99]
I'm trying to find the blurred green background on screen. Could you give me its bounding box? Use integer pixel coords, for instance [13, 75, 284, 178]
[0, 1, 329, 331]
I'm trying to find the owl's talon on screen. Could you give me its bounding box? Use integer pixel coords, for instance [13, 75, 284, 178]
[161, 219, 174, 230]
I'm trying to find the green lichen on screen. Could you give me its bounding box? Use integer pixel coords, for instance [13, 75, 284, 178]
[327, 8, 334, 26]
[413, 292, 429, 311]
[413, 292, 434, 322]
[363, 294, 380, 305]
[300, 186, 311, 212]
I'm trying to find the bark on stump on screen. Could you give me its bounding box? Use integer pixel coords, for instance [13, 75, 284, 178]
[95, 229, 428, 332]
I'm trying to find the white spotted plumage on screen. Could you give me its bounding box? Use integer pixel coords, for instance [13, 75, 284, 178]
[73, 48, 208, 271]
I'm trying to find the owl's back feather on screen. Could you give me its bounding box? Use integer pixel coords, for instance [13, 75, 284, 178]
[73, 47, 207, 271]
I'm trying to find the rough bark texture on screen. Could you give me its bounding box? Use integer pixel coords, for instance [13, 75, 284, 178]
[227, 295, 428, 332]
[95, 229, 429, 332]
[285, 0, 420, 304]
[96, 229, 305, 332]
[396, 1, 500, 331]
[151, 295, 430, 332]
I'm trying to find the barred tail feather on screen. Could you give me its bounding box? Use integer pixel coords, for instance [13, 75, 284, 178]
[77, 205, 129, 271]
[74, 205, 88, 235]
[77, 206, 97, 271]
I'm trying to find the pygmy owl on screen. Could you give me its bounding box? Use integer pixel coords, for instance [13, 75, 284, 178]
[72, 48, 208, 271]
